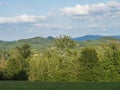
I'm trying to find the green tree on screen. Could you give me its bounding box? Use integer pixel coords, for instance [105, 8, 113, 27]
[4, 44, 31, 80]
[103, 43, 120, 81]
[17, 43, 31, 59]
[28, 48, 80, 81]
[54, 35, 76, 51]
[4, 49, 23, 79]
[0, 52, 7, 80]
[79, 47, 100, 81]
[28, 49, 59, 81]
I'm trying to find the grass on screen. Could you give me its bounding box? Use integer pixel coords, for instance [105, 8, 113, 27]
[0, 81, 120, 90]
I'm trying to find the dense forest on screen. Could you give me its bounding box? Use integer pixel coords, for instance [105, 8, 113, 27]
[0, 35, 120, 81]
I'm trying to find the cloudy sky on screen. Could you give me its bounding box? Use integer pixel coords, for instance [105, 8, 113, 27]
[0, 0, 120, 41]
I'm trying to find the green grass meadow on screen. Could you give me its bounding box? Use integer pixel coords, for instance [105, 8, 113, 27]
[0, 81, 120, 90]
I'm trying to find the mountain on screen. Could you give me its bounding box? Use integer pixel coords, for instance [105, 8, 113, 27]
[73, 35, 102, 41]
[0, 35, 120, 52]
[112, 36, 120, 39]
[73, 35, 120, 41]
[46, 36, 55, 39]
[18, 37, 52, 44]
[0, 37, 53, 51]
[78, 36, 120, 47]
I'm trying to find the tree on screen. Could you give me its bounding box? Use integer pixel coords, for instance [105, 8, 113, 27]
[103, 43, 120, 81]
[4, 44, 31, 80]
[17, 43, 31, 59]
[0, 52, 7, 80]
[28, 48, 80, 81]
[28, 49, 59, 81]
[4, 49, 23, 79]
[54, 35, 76, 51]
[79, 47, 100, 81]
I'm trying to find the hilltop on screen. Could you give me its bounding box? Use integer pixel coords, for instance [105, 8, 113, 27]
[0, 35, 120, 51]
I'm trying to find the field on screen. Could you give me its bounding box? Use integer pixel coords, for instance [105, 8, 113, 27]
[0, 81, 120, 90]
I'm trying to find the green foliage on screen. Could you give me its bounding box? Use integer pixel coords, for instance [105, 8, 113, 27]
[28, 49, 58, 81]
[3, 44, 31, 80]
[28, 48, 79, 81]
[54, 35, 76, 50]
[0, 37, 53, 51]
[102, 43, 120, 81]
[79, 37, 120, 47]
[0, 52, 9, 80]
[79, 47, 100, 81]
[16, 44, 31, 59]
[28, 35, 79, 81]
[1, 35, 120, 81]
[4, 49, 23, 79]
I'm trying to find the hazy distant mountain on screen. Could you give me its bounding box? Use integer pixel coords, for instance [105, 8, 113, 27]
[73, 35, 120, 41]
[46, 36, 55, 39]
[73, 35, 102, 41]
[78, 36, 120, 47]
[0, 35, 120, 51]
[112, 36, 120, 39]
[0, 40, 4, 43]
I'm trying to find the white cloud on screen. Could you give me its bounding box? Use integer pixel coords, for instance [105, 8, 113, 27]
[60, 1, 120, 17]
[32, 23, 47, 28]
[33, 23, 72, 30]
[61, 4, 89, 16]
[0, 14, 47, 24]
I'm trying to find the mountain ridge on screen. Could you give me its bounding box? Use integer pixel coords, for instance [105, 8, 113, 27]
[1, 35, 120, 42]
[73, 35, 120, 41]
[0, 35, 120, 51]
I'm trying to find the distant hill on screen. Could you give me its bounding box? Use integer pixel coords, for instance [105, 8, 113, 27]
[73, 35, 102, 41]
[18, 37, 53, 51]
[18, 37, 52, 44]
[0, 40, 3, 42]
[0, 37, 53, 51]
[46, 36, 55, 39]
[78, 36, 120, 47]
[0, 35, 120, 52]
[73, 35, 120, 41]
[112, 36, 120, 39]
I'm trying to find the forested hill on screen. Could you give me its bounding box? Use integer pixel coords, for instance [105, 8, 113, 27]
[73, 35, 120, 41]
[1, 35, 120, 81]
[78, 37, 120, 47]
[0, 37, 53, 51]
[0, 35, 120, 51]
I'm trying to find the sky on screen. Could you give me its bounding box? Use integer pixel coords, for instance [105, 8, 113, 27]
[0, 0, 120, 41]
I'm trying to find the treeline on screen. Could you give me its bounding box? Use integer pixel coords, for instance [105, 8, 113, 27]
[0, 35, 120, 81]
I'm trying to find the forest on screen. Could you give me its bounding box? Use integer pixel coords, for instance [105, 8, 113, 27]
[0, 35, 120, 82]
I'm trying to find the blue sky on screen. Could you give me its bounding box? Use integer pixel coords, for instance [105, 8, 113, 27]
[0, 0, 120, 41]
